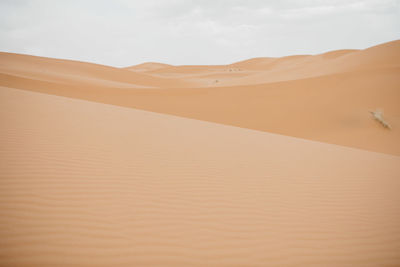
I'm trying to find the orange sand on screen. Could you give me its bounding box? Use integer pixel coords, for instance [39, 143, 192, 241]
[0, 40, 400, 266]
[1, 40, 399, 155]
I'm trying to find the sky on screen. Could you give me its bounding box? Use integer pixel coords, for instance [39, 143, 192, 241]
[0, 0, 399, 67]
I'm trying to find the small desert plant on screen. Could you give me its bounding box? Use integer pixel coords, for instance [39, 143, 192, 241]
[370, 109, 391, 129]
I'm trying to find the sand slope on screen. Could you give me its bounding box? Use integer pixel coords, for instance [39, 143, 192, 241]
[1, 45, 399, 155]
[116, 67, 400, 155]
[1, 86, 400, 266]
[0, 40, 399, 156]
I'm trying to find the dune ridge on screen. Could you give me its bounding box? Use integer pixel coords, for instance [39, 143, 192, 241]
[1, 41, 399, 155]
[132, 40, 399, 86]
[1, 87, 400, 266]
[0, 52, 194, 88]
[125, 62, 172, 72]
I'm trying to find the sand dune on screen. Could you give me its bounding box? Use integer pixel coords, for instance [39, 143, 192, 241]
[134, 40, 398, 86]
[170, 40, 399, 86]
[1, 40, 399, 155]
[225, 40, 400, 85]
[1, 87, 400, 266]
[0, 52, 193, 88]
[112, 67, 400, 155]
[125, 62, 172, 72]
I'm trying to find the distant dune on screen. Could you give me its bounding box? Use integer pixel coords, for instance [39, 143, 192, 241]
[1, 40, 400, 266]
[0, 52, 193, 88]
[1, 87, 399, 266]
[124, 62, 172, 72]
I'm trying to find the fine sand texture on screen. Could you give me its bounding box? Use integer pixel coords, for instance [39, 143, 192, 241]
[1, 86, 400, 266]
[1, 40, 399, 155]
[1, 39, 400, 266]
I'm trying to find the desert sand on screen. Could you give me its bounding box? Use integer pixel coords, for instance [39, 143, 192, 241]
[1, 40, 400, 266]
[1, 40, 399, 155]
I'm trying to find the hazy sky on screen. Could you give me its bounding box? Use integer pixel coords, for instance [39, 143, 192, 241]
[0, 0, 399, 67]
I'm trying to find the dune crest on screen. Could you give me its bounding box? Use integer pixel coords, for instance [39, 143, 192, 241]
[1, 40, 399, 155]
[124, 62, 172, 72]
[0, 52, 194, 88]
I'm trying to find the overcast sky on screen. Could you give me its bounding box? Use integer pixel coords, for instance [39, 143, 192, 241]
[0, 0, 399, 67]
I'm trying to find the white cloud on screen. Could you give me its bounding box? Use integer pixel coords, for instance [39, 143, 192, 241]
[0, 0, 398, 66]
